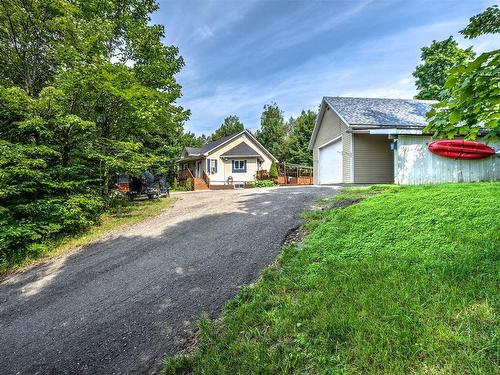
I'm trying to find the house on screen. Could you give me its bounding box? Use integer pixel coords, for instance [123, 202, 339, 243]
[178, 129, 277, 189]
[309, 96, 499, 185]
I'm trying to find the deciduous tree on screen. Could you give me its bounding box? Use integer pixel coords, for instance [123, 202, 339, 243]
[426, 7, 500, 142]
[413, 37, 475, 100]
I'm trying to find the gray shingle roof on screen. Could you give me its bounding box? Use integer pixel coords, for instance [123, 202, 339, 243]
[324, 97, 436, 127]
[220, 142, 261, 157]
[184, 132, 243, 156]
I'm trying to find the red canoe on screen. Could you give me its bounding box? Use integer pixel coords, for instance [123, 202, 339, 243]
[428, 140, 495, 160]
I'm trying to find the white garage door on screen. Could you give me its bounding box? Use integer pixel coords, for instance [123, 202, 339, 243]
[319, 139, 342, 184]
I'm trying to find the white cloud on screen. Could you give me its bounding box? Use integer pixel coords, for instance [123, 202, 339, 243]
[194, 26, 214, 40]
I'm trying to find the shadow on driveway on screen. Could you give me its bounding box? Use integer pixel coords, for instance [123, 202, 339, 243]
[0, 186, 338, 374]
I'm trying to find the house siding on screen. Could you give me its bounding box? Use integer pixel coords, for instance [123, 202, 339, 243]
[205, 133, 274, 185]
[312, 106, 352, 184]
[353, 134, 393, 183]
[395, 135, 500, 184]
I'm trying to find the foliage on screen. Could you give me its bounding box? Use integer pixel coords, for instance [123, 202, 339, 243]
[286, 110, 316, 165]
[460, 5, 500, 38]
[164, 183, 500, 374]
[0, 0, 190, 267]
[250, 179, 276, 188]
[413, 37, 475, 100]
[184, 178, 193, 191]
[426, 8, 500, 141]
[209, 115, 244, 141]
[269, 161, 278, 178]
[255, 103, 289, 161]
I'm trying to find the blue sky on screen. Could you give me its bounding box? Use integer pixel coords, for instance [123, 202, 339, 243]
[153, 0, 499, 135]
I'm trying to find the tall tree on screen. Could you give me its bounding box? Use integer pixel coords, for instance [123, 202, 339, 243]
[0, 0, 189, 265]
[287, 110, 316, 165]
[255, 103, 289, 161]
[413, 37, 475, 100]
[210, 115, 244, 141]
[426, 7, 500, 142]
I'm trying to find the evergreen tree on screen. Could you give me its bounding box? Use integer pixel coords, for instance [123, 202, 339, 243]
[255, 103, 289, 161]
[287, 110, 316, 165]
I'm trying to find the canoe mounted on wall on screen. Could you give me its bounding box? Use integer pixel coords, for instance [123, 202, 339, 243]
[428, 140, 495, 160]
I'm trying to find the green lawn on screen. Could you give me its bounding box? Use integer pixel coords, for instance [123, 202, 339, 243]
[164, 183, 499, 374]
[1, 197, 173, 275]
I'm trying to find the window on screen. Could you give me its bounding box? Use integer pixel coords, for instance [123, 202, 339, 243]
[207, 158, 218, 174]
[232, 160, 247, 173]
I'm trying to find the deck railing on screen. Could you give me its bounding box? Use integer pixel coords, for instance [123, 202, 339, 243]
[178, 168, 194, 181]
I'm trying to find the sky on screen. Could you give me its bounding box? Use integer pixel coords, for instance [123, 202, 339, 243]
[152, 0, 500, 135]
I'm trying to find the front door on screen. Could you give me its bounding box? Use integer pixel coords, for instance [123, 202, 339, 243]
[195, 161, 200, 178]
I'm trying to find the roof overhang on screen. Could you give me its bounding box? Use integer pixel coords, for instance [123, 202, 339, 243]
[369, 128, 423, 135]
[221, 154, 262, 158]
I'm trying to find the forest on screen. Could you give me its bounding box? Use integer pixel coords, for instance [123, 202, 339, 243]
[0, 0, 196, 267]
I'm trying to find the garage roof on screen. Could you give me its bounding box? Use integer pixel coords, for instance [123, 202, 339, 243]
[324, 97, 436, 127]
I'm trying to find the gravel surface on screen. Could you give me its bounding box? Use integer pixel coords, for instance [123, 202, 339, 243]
[0, 186, 339, 374]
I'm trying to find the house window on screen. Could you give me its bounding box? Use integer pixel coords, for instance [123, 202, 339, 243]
[207, 158, 218, 174]
[232, 160, 247, 173]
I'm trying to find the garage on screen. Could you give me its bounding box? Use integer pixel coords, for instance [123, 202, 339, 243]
[318, 138, 342, 184]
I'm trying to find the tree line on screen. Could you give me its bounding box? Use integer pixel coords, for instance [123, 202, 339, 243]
[0, 0, 192, 267]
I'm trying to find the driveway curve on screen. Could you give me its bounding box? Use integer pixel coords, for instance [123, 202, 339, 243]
[0, 186, 338, 374]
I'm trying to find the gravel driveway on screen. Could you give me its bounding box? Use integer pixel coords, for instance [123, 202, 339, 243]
[0, 186, 338, 374]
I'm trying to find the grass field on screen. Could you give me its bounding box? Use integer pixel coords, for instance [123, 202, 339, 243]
[164, 183, 499, 374]
[1, 197, 173, 275]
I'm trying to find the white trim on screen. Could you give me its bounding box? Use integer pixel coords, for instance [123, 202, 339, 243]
[317, 135, 342, 149]
[350, 134, 354, 183]
[369, 128, 423, 135]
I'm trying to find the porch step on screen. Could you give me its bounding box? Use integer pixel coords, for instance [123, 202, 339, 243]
[193, 177, 209, 190]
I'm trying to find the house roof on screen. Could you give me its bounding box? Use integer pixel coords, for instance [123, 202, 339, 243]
[182, 129, 278, 161]
[220, 142, 261, 158]
[184, 133, 240, 156]
[324, 97, 436, 127]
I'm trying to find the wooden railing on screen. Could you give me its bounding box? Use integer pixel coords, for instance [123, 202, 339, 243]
[178, 168, 194, 181]
[202, 170, 210, 188]
[256, 170, 270, 180]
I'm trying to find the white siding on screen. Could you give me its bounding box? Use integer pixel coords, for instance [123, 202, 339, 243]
[395, 135, 500, 185]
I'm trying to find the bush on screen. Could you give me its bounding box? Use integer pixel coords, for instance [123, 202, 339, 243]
[251, 179, 276, 188]
[0, 194, 105, 269]
[269, 161, 278, 178]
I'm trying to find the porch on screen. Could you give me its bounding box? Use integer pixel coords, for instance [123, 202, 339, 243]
[178, 160, 210, 191]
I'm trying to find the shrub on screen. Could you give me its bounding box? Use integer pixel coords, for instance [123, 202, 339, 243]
[185, 178, 193, 191]
[251, 179, 276, 188]
[269, 161, 278, 178]
[0, 194, 105, 269]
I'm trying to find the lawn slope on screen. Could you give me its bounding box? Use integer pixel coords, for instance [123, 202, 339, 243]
[165, 183, 499, 374]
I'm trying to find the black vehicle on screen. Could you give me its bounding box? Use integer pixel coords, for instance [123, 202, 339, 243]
[115, 172, 169, 200]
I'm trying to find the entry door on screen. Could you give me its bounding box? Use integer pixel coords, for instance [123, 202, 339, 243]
[319, 139, 342, 184]
[195, 161, 200, 178]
